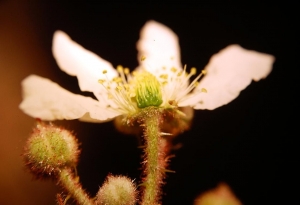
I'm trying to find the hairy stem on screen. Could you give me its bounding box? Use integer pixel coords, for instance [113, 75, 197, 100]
[141, 107, 168, 205]
[58, 168, 94, 205]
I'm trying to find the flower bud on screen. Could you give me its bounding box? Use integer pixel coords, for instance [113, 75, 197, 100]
[23, 121, 79, 179]
[96, 175, 137, 205]
[194, 183, 242, 205]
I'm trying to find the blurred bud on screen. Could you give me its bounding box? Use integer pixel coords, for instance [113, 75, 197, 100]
[114, 106, 193, 139]
[194, 183, 242, 205]
[96, 175, 137, 205]
[160, 106, 194, 138]
[23, 121, 80, 179]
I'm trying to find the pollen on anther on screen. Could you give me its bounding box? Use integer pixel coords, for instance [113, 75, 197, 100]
[124, 68, 130, 74]
[190, 67, 197, 75]
[201, 88, 207, 93]
[201, 70, 207, 75]
[116, 86, 123, 91]
[141, 56, 146, 61]
[102, 70, 107, 74]
[113, 77, 122, 83]
[98, 79, 105, 84]
[171, 67, 177, 72]
[117, 65, 123, 72]
[159, 74, 168, 79]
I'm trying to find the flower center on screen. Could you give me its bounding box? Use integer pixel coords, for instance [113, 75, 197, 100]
[98, 66, 163, 114]
[134, 72, 163, 108]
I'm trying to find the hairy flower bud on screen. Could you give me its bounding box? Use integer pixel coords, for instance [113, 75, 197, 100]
[96, 175, 137, 205]
[23, 121, 80, 179]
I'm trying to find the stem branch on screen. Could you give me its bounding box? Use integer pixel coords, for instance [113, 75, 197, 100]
[58, 168, 94, 205]
[141, 107, 168, 205]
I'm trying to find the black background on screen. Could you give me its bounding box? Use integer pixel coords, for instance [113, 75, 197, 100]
[0, 1, 297, 205]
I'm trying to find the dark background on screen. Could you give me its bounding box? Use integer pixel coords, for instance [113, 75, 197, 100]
[0, 1, 296, 204]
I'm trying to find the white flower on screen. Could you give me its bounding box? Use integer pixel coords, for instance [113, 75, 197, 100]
[20, 21, 274, 122]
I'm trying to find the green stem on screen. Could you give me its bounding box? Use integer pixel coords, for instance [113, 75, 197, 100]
[58, 168, 94, 205]
[141, 107, 168, 205]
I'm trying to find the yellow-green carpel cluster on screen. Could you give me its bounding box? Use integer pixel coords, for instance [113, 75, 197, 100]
[134, 71, 163, 108]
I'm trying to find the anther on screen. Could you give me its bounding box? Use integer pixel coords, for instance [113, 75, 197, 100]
[98, 79, 105, 84]
[190, 67, 197, 75]
[201, 88, 207, 93]
[159, 74, 168, 79]
[117, 65, 123, 73]
[171, 67, 177, 72]
[124, 68, 130, 74]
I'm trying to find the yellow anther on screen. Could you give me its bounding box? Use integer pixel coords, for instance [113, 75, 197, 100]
[177, 71, 183, 76]
[108, 94, 113, 99]
[141, 56, 146, 61]
[102, 70, 107, 74]
[98, 79, 105, 84]
[159, 74, 168, 79]
[124, 68, 130, 74]
[201, 88, 207, 93]
[132, 71, 138, 76]
[162, 81, 168, 85]
[117, 65, 123, 72]
[190, 67, 197, 75]
[116, 86, 123, 91]
[171, 67, 177, 72]
[201, 70, 207, 75]
[194, 82, 199, 87]
[113, 77, 122, 83]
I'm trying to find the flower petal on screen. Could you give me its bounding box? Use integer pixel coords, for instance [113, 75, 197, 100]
[136, 20, 182, 71]
[19, 75, 121, 122]
[179, 45, 274, 110]
[52, 31, 118, 94]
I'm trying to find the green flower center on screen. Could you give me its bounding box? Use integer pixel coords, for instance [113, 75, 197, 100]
[134, 72, 163, 108]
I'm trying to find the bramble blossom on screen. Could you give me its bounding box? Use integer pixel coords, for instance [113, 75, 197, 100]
[20, 21, 274, 122]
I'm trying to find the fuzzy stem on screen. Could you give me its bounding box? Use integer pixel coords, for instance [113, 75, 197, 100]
[141, 108, 167, 205]
[58, 168, 94, 205]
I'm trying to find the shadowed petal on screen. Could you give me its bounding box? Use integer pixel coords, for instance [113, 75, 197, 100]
[137, 20, 182, 71]
[19, 75, 120, 122]
[179, 45, 274, 110]
[52, 31, 118, 95]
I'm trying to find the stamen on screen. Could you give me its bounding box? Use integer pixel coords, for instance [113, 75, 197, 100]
[190, 67, 197, 75]
[116, 65, 123, 73]
[171, 67, 177, 72]
[159, 74, 168, 79]
[201, 88, 207, 93]
[124, 68, 130, 74]
[98, 79, 105, 84]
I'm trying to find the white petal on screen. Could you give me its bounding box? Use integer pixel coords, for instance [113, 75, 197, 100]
[136, 20, 182, 71]
[180, 45, 274, 110]
[52, 31, 118, 94]
[19, 75, 121, 122]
